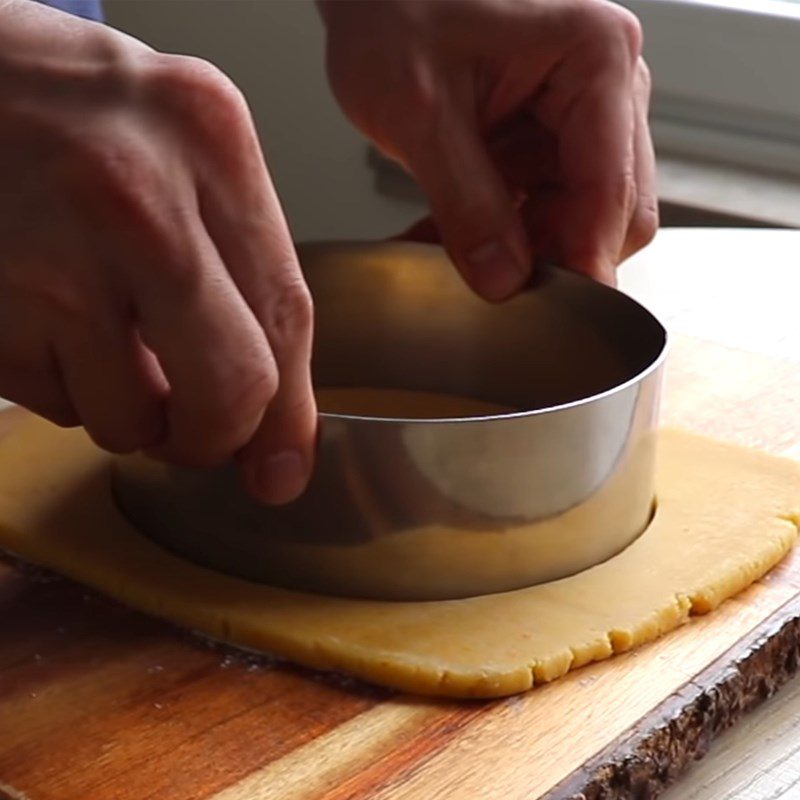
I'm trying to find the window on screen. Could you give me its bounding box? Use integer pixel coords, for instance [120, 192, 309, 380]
[624, 0, 800, 175]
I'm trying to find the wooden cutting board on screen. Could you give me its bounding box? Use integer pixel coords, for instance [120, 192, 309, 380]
[2, 229, 800, 800]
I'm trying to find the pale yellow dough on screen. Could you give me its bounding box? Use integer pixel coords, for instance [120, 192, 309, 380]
[0, 417, 798, 698]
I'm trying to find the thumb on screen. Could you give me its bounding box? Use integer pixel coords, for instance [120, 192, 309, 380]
[402, 106, 531, 301]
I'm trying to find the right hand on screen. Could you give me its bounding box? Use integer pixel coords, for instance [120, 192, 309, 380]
[0, 1, 316, 504]
[320, 0, 656, 294]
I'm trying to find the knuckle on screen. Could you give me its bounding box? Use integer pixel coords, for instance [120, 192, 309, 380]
[403, 62, 441, 120]
[230, 358, 280, 421]
[80, 138, 139, 188]
[403, 77, 444, 149]
[581, 2, 643, 63]
[620, 8, 644, 57]
[370, 61, 443, 156]
[266, 274, 314, 345]
[148, 54, 222, 98]
[194, 361, 279, 467]
[628, 198, 659, 251]
[607, 5, 644, 58]
[149, 54, 251, 138]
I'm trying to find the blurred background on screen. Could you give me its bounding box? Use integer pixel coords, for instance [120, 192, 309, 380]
[105, 0, 800, 240]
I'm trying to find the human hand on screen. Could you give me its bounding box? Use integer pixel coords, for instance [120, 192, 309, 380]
[0, 0, 315, 503]
[319, 0, 657, 296]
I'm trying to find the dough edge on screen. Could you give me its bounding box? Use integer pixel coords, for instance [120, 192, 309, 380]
[0, 418, 797, 699]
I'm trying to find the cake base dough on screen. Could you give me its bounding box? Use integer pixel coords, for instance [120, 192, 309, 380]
[0, 416, 798, 698]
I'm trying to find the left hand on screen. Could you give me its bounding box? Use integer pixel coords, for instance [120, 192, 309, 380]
[317, 0, 657, 297]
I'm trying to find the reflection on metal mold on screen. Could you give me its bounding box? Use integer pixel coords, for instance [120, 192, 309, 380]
[113, 242, 667, 601]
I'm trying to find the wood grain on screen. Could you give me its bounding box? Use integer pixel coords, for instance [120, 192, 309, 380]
[0, 560, 387, 800]
[1, 228, 799, 800]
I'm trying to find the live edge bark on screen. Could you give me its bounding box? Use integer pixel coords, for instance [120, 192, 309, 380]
[543, 596, 800, 800]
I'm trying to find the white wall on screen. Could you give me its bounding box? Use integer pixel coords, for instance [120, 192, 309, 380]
[104, 0, 425, 242]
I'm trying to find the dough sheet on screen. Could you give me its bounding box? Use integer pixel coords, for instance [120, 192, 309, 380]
[0, 418, 797, 698]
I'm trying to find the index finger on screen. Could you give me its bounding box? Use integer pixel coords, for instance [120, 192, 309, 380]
[538, 7, 641, 284]
[194, 106, 317, 504]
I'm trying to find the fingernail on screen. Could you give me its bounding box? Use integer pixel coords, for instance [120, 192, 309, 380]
[248, 450, 308, 505]
[464, 240, 528, 301]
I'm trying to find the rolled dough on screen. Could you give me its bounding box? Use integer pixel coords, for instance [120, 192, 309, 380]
[0, 416, 797, 698]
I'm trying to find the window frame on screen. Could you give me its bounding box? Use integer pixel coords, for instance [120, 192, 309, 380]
[624, 0, 800, 175]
